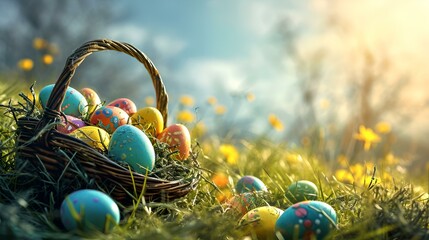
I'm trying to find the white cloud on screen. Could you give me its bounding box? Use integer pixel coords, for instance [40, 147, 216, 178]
[179, 59, 247, 94]
[105, 24, 148, 45]
[153, 35, 186, 58]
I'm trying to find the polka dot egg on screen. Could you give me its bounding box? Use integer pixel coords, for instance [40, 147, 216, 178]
[39, 84, 88, 118]
[108, 124, 155, 173]
[60, 189, 120, 233]
[275, 201, 337, 240]
[285, 180, 319, 203]
[235, 175, 268, 194]
[107, 98, 137, 116]
[90, 106, 130, 134]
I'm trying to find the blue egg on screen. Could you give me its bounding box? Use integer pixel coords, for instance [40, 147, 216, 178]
[235, 176, 268, 194]
[39, 84, 88, 117]
[275, 201, 337, 240]
[108, 125, 155, 173]
[60, 189, 120, 233]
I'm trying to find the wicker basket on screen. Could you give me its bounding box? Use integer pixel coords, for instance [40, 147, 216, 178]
[15, 39, 200, 205]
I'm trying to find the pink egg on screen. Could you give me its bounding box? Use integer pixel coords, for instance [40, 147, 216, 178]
[107, 98, 137, 116]
[157, 124, 191, 160]
[57, 115, 87, 134]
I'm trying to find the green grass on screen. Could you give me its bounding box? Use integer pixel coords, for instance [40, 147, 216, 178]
[0, 82, 428, 240]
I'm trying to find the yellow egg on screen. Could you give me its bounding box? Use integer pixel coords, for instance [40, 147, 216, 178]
[69, 126, 110, 151]
[131, 107, 164, 137]
[237, 206, 284, 240]
[80, 88, 102, 115]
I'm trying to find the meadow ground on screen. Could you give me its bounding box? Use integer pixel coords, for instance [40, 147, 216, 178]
[0, 79, 428, 240]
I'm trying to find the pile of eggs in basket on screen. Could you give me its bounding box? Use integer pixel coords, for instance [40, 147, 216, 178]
[38, 84, 192, 174]
[38, 84, 193, 233]
[228, 176, 338, 240]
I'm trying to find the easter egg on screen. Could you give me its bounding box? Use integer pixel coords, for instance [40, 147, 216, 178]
[157, 124, 191, 160]
[109, 125, 155, 173]
[60, 189, 120, 233]
[226, 192, 267, 217]
[131, 107, 164, 137]
[39, 84, 88, 117]
[80, 87, 102, 114]
[275, 201, 338, 240]
[107, 98, 137, 116]
[90, 106, 130, 134]
[236, 176, 268, 194]
[285, 180, 319, 203]
[69, 126, 110, 151]
[57, 115, 87, 134]
[238, 206, 284, 240]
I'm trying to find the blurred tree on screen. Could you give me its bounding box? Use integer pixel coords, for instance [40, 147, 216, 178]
[0, 0, 113, 87]
[276, 6, 421, 164]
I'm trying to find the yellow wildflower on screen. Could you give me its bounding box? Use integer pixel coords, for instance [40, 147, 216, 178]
[219, 144, 239, 165]
[17, 58, 34, 71]
[246, 92, 255, 102]
[42, 54, 54, 65]
[212, 172, 229, 188]
[207, 96, 217, 105]
[360, 175, 377, 187]
[33, 38, 47, 50]
[215, 105, 227, 115]
[376, 121, 391, 134]
[268, 114, 284, 132]
[284, 152, 303, 164]
[216, 188, 232, 203]
[180, 95, 194, 106]
[334, 169, 354, 184]
[145, 96, 154, 106]
[354, 125, 381, 151]
[350, 164, 364, 178]
[384, 153, 399, 166]
[176, 110, 195, 123]
[381, 172, 393, 182]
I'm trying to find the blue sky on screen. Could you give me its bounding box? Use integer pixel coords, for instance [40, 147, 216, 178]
[101, 1, 306, 136]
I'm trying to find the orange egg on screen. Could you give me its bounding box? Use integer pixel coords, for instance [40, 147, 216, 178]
[157, 124, 191, 160]
[90, 106, 130, 134]
[131, 107, 164, 137]
[107, 98, 137, 116]
[80, 88, 101, 115]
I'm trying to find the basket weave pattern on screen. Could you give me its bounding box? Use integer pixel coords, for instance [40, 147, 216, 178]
[15, 39, 199, 204]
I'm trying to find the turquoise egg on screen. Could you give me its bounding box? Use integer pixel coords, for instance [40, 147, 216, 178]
[275, 201, 337, 240]
[235, 176, 268, 194]
[285, 180, 319, 203]
[108, 125, 155, 173]
[39, 84, 88, 117]
[60, 189, 120, 233]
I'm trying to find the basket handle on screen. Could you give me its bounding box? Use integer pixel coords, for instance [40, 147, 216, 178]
[41, 39, 168, 128]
